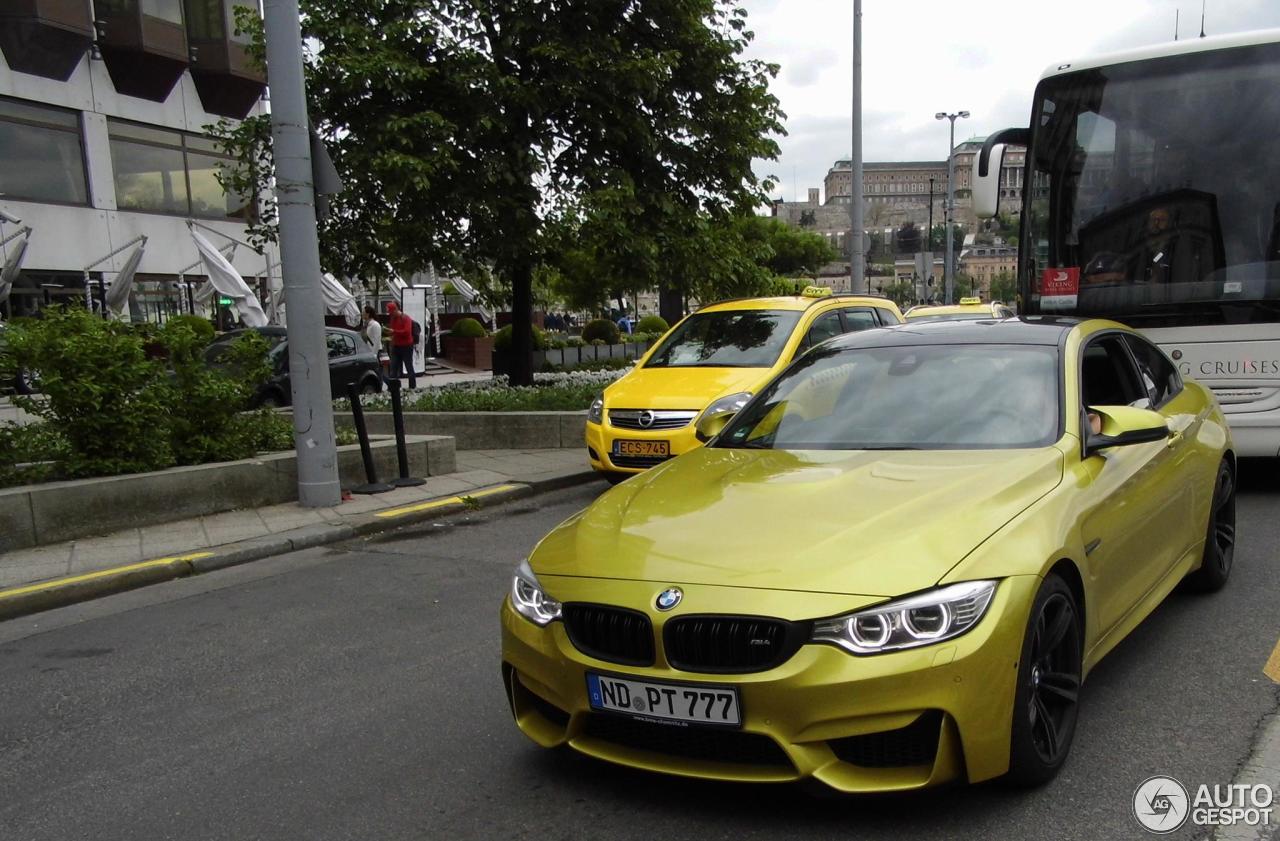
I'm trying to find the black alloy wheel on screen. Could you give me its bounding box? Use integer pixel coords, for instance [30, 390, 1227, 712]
[1006, 575, 1082, 787]
[1185, 459, 1236, 592]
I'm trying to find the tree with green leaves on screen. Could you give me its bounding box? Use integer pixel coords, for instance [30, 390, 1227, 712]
[882, 279, 916, 309]
[990, 271, 1017, 304]
[216, 0, 782, 385]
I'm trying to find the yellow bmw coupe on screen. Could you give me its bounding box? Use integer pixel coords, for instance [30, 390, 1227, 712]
[502, 317, 1235, 792]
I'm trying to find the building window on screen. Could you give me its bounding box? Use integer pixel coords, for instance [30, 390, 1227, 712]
[107, 119, 252, 218]
[0, 97, 89, 205]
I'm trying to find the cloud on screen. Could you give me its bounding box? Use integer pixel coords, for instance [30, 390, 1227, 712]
[785, 49, 839, 87]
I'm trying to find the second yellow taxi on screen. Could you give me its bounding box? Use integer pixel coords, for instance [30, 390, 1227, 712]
[586, 288, 903, 480]
[904, 296, 1014, 323]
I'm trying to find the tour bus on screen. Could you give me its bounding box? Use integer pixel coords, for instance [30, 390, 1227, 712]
[973, 29, 1280, 456]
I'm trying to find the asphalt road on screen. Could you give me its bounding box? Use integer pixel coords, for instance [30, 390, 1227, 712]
[2, 467, 1279, 841]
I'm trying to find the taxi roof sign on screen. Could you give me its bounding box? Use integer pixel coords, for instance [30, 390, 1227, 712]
[801, 285, 832, 298]
[959, 296, 982, 305]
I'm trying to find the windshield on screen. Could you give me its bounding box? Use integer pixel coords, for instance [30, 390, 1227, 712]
[645, 309, 802, 368]
[1021, 41, 1280, 326]
[716, 344, 1060, 450]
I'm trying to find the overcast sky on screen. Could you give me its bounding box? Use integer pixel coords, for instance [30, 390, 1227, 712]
[741, 0, 1280, 203]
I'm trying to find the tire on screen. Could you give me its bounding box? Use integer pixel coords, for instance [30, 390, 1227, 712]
[1183, 459, 1236, 593]
[360, 377, 382, 395]
[1005, 573, 1083, 787]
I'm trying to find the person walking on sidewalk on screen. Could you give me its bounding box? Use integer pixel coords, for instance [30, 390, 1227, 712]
[387, 302, 416, 389]
[361, 305, 386, 381]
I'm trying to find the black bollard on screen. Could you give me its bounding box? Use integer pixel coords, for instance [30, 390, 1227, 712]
[389, 380, 426, 487]
[347, 381, 395, 494]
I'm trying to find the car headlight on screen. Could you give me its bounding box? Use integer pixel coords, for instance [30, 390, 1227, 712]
[812, 580, 997, 655]
[587, 395, 604, 424]
[510, 559, 562, 626]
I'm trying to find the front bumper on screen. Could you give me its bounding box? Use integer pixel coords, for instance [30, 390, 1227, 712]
[585, 419, 702, 475]
[500, 575, 1039, 793]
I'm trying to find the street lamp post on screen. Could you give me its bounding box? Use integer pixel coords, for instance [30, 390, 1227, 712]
[935, 111, 969, 304]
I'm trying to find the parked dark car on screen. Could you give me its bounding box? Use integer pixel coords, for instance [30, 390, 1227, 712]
[204, 326, 383, 408]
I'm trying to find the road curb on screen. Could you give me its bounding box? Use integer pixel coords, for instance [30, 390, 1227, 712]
[0, 470, 600, 622]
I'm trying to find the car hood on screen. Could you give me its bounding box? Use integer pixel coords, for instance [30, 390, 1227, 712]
[532, 446, 1064, 597]
[604, 365, 773, 411]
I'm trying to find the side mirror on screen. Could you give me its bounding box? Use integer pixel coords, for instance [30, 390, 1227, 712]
[694, 391, 752, 443]
[973, 127, 1030, 219]
[973, 144, 1004, 219]
[1084, 405, 1170, 456]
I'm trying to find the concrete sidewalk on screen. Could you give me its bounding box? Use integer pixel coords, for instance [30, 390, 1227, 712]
[0, 448, 597, 614]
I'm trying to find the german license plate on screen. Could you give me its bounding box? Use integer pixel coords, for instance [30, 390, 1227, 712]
[586, 673, 741, 726]
[614, 440, 670, 457]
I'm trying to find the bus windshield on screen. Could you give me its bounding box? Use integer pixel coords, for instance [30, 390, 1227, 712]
[1022, 41, 1280, 327]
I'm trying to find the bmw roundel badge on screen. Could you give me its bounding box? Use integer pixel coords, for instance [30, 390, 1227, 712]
[655, 587, 683, 611]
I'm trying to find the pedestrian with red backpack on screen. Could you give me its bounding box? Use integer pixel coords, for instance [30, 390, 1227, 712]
[387, 301, 417, 389]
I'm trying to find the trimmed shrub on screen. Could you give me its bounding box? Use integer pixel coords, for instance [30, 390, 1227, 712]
[7, 308, 174, 477]
[582, 318, 621, 344]
[492, 323, 549, 351]
[166, 314, 216, 345]
[637, 315, 669, 334]
[450, 317, 487, 338]
[160, 320, 272, 465]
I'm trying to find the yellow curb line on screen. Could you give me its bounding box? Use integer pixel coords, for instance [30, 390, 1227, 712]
[1265, 637, 1280, 684]
[374, 484, 523, 519]
[0, 552, 214, 601]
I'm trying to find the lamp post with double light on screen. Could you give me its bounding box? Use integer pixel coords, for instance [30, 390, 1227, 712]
[935, 110, 969, 304]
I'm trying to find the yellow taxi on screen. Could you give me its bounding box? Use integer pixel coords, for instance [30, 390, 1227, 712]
[904, 296, 1014, 322]
[586, 288, 903, 479]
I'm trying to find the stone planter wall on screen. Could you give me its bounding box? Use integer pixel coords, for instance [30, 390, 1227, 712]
[334, 411, 586, 451]
[492, 341, 648, 375]
[0, 435, 455, 553]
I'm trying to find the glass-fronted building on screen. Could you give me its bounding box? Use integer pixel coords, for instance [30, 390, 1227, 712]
[0, 0, 270, 321]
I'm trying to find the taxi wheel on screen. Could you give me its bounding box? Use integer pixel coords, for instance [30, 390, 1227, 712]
[1005, 574, 1082, 787]
[1184, 459, 1235, 593]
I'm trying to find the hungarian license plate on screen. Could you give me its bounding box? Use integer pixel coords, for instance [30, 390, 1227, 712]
[614, 440, 670, 457]
[586, 673, 741, 726]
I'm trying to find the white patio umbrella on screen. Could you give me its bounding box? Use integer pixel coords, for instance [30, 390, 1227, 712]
[104, 240, 146, 315]
[0, 229, 30, 304]
[321, 272, 361, 327]
[190, 229, 268, 328]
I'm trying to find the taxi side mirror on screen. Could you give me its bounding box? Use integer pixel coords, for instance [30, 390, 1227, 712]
[1084, 405, 1170, 456]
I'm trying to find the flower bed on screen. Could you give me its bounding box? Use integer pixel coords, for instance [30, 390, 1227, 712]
[356, 369, 626, 413]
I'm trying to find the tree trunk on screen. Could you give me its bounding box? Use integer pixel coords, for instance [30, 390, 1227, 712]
[508, 256, 535, 386]
[658, 287, 683, 326]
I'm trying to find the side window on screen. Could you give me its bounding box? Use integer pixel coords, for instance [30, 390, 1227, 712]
[1124, 335, 1182, 408]
[874, 307, 902, 325]
[804, 311, 844, 349]
[841, 308, 879, 332]
[1081, 335, 1145, 408]
[326, 333, 355, 359]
